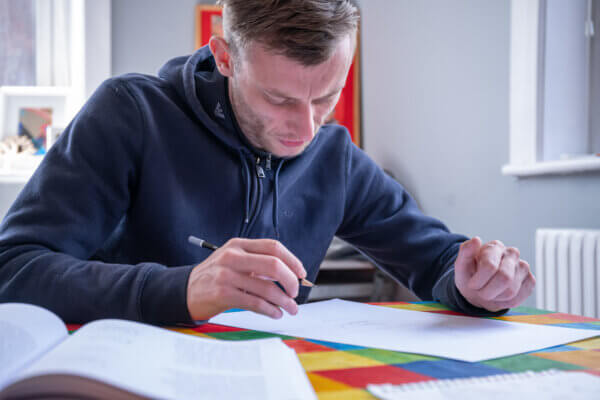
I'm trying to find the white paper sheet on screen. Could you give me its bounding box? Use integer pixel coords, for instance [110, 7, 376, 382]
[210, 299, 600, 362]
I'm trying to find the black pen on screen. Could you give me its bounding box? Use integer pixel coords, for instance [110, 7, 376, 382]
[187, 235, 315, 287]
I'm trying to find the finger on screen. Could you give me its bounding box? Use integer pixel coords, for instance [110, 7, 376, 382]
[223, 287, 284, 319]
[218, 249, 300, 298]
[477, 247, 520, 300]
[228, 238, 306, 278]
[454, 237, 482, 289]
[468, 241, 505, 290]
[488, 273, 536, 310]
[229, 270, 299, 315]
[495, 260, 530, 301]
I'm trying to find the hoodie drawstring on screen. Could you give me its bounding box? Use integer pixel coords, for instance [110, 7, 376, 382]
[239, 151, 251, 224]
[273, 160, 284, 240]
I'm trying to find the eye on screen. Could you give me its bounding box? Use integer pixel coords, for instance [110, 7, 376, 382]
[265, 93, 288, 106]
[313, 93, 339, 106]
[313, 96, 335, 107]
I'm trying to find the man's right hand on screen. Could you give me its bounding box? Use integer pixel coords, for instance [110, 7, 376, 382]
[186, 238, 307, 321]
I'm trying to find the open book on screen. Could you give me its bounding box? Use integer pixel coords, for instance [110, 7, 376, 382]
[0, 303, 316, 400]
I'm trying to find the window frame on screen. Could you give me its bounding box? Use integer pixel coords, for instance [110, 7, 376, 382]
[0, 0, 111, 183]
[503, 0, 600, 177]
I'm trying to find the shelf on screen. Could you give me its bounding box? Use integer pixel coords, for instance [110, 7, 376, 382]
[0, 155, 42, 184]
[0, 172, 34, 184]
[308, 283, 374, 301]
[320, 259, 374, 271]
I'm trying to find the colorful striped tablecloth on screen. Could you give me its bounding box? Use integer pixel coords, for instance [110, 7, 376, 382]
[69, 302, 600, 399]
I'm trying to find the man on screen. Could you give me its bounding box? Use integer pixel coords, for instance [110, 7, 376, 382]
[0, 0, 534, 325]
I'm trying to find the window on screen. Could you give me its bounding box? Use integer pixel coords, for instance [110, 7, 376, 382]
[0, 0, 110, 182]
[0, 0, 36, 86]
[504, 0, 600, 177]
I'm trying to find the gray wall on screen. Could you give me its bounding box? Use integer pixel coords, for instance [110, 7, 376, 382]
[0, 184, 24, 218]
[2, 0, 599, 308]
[357, 0, 600, 306]
[111, 0, 214, 76]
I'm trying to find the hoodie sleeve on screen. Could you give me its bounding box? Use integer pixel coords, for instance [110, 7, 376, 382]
[0, 78, 194, 325]
[336, 139, 505, 317]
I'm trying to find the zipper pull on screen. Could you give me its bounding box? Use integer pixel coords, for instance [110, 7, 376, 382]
[256, 157, 266, 178]
[266, 154, 272, 171]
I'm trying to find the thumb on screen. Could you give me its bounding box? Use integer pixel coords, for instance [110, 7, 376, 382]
[454, 237, 482, 288]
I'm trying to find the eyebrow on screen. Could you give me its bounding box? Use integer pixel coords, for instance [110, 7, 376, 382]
[265, 86, 344, 102]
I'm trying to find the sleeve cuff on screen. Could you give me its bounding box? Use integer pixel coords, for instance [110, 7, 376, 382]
[139, 264, 195, 325]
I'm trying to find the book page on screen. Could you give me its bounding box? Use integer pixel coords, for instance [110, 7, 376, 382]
[0, 303, 68, 388]
[210, 299, 600, 362]
[10, 319, 316, 400]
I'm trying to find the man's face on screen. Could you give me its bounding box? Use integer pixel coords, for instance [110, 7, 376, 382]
[227, 36, 354, 158]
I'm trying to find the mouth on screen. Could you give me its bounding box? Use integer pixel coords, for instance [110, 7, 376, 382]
[278, 138, 305, 148]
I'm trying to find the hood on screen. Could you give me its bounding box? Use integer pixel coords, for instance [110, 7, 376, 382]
[158, 45, 248, 153]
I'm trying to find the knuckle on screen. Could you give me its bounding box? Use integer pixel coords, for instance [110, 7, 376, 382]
[480, 243, 494, 252]
[491, 240, 504, 247]
[224, 238, 238, 247]
[226, 237, 245, 249]
[267, 239, 282, 255]
[219, 248, 240, 265]
[506, 247, 520, 258]
[266, 256, 283, 274]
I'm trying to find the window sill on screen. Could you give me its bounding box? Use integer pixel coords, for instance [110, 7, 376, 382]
[0, 155, 42, 184]
[502, 156, 600, 177]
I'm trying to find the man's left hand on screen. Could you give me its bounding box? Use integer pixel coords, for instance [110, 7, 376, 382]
[454, 237, 536, 312]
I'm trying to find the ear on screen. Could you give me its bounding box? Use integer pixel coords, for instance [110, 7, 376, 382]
[209, 36, 234, 77]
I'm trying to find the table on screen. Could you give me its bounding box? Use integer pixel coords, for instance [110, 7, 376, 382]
[72, 302, 600, 399]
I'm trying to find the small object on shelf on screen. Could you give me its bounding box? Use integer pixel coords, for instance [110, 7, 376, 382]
[0, 135, 36, 156]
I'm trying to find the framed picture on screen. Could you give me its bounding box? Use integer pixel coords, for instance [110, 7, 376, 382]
[0, 87, 68, 140]
[194, 5, 362, 147]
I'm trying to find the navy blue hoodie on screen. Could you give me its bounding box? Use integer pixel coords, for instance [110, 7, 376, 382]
[0, 46, 492, 324]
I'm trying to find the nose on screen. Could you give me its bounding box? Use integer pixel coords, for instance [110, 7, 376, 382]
[295, 103, 316, 142]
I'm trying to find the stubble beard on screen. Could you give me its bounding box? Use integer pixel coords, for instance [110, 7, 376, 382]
[228, 79, 270, 152]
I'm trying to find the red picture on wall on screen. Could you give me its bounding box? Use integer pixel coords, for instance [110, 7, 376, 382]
[195, 5, 362, 148]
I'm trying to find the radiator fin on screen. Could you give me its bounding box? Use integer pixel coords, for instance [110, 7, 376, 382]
[535, 229, 599, 318]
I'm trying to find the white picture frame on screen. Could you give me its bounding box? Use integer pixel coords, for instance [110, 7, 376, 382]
[0, 86, 70, 139]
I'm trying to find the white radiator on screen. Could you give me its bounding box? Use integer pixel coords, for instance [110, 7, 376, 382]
[536, 229, 600, 318]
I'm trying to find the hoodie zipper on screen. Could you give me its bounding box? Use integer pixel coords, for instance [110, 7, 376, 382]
[243, 154, 273, 235]
[244, 156, 264, 231]
[256, 156, 266, 178]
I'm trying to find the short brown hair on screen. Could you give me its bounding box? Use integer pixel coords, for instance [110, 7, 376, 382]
[216, 0, 359, 65]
